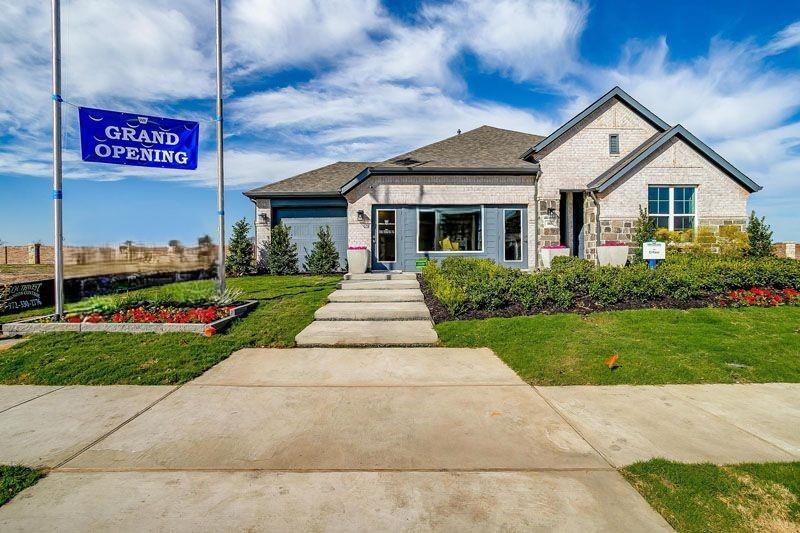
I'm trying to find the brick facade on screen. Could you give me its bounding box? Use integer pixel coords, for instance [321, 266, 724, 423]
[253, 198, 271, 268]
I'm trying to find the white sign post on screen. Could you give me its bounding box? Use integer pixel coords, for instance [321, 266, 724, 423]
[642, 241, 666, 268]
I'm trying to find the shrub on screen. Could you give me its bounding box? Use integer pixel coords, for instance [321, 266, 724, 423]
[304, 226, 341, 274]
[746, 211, 774, 258]
[266, 223, 299, 275]
[420, 255, 800, 317]
[226, 218, 255, 277]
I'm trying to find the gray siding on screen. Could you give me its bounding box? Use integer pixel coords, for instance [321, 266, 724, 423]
[371, 204, 527, 271]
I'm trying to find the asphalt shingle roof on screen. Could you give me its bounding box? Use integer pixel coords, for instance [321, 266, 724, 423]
[244, 161, 377, 197]
[380, 125, 543, 169]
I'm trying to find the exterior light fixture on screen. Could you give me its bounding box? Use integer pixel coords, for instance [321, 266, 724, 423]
[357, 210, 366, 221]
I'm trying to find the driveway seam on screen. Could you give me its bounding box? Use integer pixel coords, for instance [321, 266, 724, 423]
[660, 385, 799, 459]
[53, 385, 182, 469]
[51, 466, 618, 473]
[185, 383, 529, 388]
[0, 386, 67, 414]
[530, 385, 619, 469]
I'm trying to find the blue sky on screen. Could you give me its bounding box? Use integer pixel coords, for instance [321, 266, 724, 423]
[1, 0, 799, 246]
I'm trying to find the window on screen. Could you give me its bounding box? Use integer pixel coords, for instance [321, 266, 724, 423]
[648, 186, 696, 230]
[376, 209, 396, 262]
[417, 207, 483, 252]
[609, 134, 620, 155]
[504, 209, 523, 262]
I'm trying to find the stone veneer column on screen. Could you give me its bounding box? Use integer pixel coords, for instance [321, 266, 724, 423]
[253, 198, 271, 269]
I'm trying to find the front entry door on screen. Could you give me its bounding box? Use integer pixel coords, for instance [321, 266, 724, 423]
[374, 209, 397, 270]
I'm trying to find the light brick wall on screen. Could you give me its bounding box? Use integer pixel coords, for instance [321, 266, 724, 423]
[598, 137, 749, 221]
[253, 198, 271, 268]
[344, 174, 540, 268]
[536, 98, 659, 198]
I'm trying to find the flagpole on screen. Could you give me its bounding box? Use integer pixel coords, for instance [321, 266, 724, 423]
[51, 0, 64, 318]
[215, 0, 226, 295]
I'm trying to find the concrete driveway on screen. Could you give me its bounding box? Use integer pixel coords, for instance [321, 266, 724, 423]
[0, 347, 672, 531]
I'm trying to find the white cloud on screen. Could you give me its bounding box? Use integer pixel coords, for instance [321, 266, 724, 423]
[227, 0, 389, 73]
[423, 0, 589, 83]
[762, 20, 800, 56]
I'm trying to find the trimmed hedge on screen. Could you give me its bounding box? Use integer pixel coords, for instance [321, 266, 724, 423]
[421, 255, 800, 317]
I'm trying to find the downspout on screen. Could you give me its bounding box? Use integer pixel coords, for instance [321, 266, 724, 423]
[588, 190, 601, 265]
[532, 170, 541, 270]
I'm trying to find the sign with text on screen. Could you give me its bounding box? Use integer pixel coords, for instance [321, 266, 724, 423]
[642, 241, 666, 260]
[79, 107, 199, 170]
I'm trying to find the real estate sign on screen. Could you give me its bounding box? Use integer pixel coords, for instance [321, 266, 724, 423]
[642, 241, 666, 260]
[79, 107, 199, 170]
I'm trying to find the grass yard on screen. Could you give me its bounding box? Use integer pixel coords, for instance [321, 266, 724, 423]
[0, 275, 338, 385]
[435, 306, 800, 385]
[622, 459, 800, 532]
[0, 466, 44, 507]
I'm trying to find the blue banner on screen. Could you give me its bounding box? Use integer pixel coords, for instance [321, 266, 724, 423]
[79, 107, 199, 170]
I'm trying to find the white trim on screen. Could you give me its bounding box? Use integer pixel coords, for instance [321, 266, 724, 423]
[416, 205, 485, 254]
[503, 208, 524, 263]
[649, 185, 697, 231]
[375, 208, 397, 263]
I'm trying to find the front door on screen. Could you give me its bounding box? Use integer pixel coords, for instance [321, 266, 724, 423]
[373, 208, 397, 270]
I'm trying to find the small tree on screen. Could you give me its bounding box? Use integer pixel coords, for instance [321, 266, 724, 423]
[226, 218, 255, 277]
[633, 205, 656, 247]
[267, 223, 298, 275]
[746, 211, 773, 258]
[304, 226, 341, 274]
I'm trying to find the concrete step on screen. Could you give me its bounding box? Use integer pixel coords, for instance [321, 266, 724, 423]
[315, 302, 431, 321]
[295, 320, 438, 347]
[344, 272, 418, 281]
[328, 289, 424, 303]
[337, 279, 419, 290]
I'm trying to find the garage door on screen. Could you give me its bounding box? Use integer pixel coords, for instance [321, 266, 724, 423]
[273, 207, 348, 271]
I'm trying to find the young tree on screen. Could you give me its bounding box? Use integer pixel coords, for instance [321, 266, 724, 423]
[226, 218, 255, 276]
[746, 211, 774, 258]
[304, 225, 341, 274]
[267, 223, 298, 275]
[633, 205, 656, 247]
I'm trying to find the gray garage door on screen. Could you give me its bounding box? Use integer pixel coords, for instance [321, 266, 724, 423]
[273, 207, 347, 271]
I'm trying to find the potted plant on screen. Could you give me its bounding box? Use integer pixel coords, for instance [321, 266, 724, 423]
[597, 240, 629, 266]
[347, 245, 368, 274]
[540, 244, 570, 268]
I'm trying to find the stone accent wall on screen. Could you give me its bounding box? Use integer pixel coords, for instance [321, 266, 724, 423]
[344, 174, 539, 268]
[536, 97, 659, 198]
[773, 242, 798, 259]
[583, 195, 598, 261]
[253, 198, 271, 268]
[537, 199, 560, 264]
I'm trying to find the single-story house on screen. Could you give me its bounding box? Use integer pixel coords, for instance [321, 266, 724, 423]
[244, 87, 762, 271]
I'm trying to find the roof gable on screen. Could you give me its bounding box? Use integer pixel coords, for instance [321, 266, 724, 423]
[587, 125, 762, 193]
[529, 87, 670, 156]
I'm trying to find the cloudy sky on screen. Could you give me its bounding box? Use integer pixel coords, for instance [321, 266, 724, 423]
[1, 0, 799, 245]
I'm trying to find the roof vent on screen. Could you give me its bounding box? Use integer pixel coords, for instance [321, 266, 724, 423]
[392, 157, 421, 166]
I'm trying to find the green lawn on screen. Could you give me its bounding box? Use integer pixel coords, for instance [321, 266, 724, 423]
[622, 460, 800, 532]
[0, 466, 43, 507]
[435, 306, 800, 385]
[0, 275, 338, 385]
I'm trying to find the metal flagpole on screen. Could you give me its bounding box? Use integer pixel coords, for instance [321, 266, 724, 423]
[51, 0, 64, 318]
[215, 0, 226, 295]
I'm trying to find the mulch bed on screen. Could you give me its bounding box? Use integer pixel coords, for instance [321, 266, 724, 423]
[417, 274, 718, 323]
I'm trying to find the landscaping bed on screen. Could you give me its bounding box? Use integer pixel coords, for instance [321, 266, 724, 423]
[421, 255, 800, 322]
[1, 285, 257, 335]
[1, 466, 43, 507]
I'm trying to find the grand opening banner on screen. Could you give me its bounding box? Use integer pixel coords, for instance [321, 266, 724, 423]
[79, 107, 199, 170]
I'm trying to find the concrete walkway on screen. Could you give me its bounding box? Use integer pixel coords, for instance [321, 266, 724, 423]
[0, 347, 673, 531]
[295, 273, 439, 347]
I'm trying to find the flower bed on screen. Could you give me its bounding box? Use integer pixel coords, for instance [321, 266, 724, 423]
[2, 300, 258, 335]
[721, 287, 800, 307]
[420, 254, 800, 321]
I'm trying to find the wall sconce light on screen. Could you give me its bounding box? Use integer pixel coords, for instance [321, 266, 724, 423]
[357, 210, 366, 222]
[258, 213, 269, 224]
[544, 207, 559, 227]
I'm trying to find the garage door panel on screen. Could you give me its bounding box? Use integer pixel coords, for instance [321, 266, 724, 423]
[273, 207, 347, 272]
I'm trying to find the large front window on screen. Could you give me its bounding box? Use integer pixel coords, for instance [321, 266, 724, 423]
[648, 186, 696, 231]
[418, 207, 483, 252]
